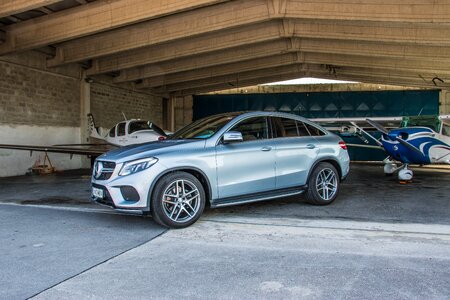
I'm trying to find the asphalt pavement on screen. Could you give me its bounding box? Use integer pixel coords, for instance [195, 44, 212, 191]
[0, 204, 165, 299]
[0, 164, 449, 299]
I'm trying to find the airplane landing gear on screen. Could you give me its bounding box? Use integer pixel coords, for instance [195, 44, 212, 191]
[383, 157, 397, 176]
[383, 158, 413, 182]
[398, 164, 413, 182]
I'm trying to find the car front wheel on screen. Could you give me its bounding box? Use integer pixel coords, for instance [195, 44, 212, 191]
[151, 172, 206, 228]
[305, 162, 340, 205]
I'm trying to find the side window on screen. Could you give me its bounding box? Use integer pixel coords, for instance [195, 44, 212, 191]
[272, 117, 298, 138]
[442, 122, 450, 137]
[117, 122, 126, 136]
[230, 117, 268, 142]
[296, 121, 310, 137]
[109, 127, 116, 138]
[304, 122, 326, 136]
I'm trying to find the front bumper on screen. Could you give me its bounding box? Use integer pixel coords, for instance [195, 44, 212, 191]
[91, 161, 167, 211]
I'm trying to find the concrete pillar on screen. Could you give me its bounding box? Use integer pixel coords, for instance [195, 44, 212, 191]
[80, 71, 91, 167]
[167, 95, 176, 132]
[440, 89, 450, 115]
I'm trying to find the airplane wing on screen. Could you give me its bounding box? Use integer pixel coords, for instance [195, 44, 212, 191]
[0, 144, 114, 156]
[312, 116, 403, 130]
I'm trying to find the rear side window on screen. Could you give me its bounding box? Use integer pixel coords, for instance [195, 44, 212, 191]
[271, 117, 309, 138]
[117, 122, 126, 136]
[304, 122, 326, 136]
[296, 121, 310, 137]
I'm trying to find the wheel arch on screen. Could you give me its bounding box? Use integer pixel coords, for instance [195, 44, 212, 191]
[147, 167, 212, 210]
[307, 157, 343, 184]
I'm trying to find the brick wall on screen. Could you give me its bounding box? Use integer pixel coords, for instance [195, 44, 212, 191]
[0, 51, 164, 176]
[0, 58, 80, 127]
[91, 82, 163, 129]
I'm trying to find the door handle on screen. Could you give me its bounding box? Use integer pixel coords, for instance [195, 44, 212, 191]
[306, 144, 316, 149]
[261, 146, 272, 152]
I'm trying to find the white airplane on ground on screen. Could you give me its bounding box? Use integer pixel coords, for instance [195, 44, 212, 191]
[0, 114, 170, 157]
[87, 113, 169, 147]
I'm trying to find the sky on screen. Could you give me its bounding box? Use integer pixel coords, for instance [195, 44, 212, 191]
[263, 77, 358, 85]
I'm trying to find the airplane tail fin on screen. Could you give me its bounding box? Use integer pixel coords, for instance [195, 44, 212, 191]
[87, 113, 104, 140]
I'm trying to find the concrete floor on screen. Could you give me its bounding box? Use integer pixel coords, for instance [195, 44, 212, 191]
[0, 164, 449, 299]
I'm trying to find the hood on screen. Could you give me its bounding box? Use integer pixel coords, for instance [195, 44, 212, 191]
[98, 139, 204, 163]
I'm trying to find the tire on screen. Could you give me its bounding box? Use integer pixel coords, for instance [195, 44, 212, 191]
[305, 162, 340, 205]
[151, 172, 206, 228]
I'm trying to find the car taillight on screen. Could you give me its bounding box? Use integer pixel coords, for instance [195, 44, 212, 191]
[339, 141, 347, 150]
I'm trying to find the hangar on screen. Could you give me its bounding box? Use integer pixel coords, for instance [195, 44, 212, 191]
[0, 0, 450, 176]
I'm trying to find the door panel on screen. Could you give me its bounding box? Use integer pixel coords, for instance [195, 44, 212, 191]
[215, 140, 276, 198]
[271, 117, 320, 188]
[215, 116, 275, 199]
[275, 136, 320, 188]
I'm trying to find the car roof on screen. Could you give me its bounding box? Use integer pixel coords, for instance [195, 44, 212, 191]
[230, 111, 314, 123]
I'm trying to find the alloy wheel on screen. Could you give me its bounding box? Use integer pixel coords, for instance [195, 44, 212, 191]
[316, 168, 338, 201]
[161, 179, 201, 223]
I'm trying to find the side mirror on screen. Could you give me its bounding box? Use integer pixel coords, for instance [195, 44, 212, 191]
[223, 131, 243, 143]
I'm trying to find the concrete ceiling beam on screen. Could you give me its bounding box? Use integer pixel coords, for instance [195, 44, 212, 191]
[290, 19, 450, 46]
[285, 0, 450, 23]
[0, 0, 231, 55]
[0, 0, 61, 18]
[118, 50, 450, 89]
[49, 0, 450, 66]
[156, 64, 326, 93]
[46, 0, 270, 66]
[86, 21, 281, 75]
[296, 38, 450, 61]
[116, 40, 295, 84]
[169, 67, 447, 96]
[299, 52, 450, 75]
[137, 51, 304, 89]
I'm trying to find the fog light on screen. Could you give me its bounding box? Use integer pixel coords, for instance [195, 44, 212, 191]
[120, 186, 140, 202]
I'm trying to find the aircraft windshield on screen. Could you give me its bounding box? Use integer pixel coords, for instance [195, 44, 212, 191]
[442, 121, 450, 137]
[129, 121, 152, 134]
[170, 114, 238, 140]
[401, 115, 440, 132]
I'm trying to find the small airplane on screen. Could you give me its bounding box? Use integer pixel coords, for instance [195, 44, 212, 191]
[320, 115, 450, 181]
[0, 114, 170, 159]
[87, 113, 169, 147]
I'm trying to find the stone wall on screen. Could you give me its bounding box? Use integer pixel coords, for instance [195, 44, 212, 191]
[0, 54, 80, 127]
[0, 51, 164, 177]
[91, 79, 163, 130]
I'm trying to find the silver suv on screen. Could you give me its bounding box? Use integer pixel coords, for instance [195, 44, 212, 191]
[91, 111, 350, 228]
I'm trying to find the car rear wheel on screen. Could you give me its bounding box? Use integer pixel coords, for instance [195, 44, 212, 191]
[151, 172, 205, 228]
[305, 162, 340, 205]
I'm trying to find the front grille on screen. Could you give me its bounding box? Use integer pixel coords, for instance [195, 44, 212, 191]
[93, 160, 116, 180]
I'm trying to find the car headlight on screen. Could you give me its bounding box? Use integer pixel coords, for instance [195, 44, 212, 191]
[119, 157, 158, 176]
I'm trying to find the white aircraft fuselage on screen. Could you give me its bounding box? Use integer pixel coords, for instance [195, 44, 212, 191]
[88, 115, 168, 147]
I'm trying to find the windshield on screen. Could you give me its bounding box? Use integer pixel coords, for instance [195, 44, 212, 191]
[170, 114, 238, 139]
[129, 121, 152, 134]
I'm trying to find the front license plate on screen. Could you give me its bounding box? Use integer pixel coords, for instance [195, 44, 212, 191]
[92, 187, 104, 199]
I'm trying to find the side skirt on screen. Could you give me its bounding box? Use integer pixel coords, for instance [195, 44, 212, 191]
[211, 185, 307, 208]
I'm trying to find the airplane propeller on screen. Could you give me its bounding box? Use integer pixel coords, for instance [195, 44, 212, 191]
[366, 119, 424, 157]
